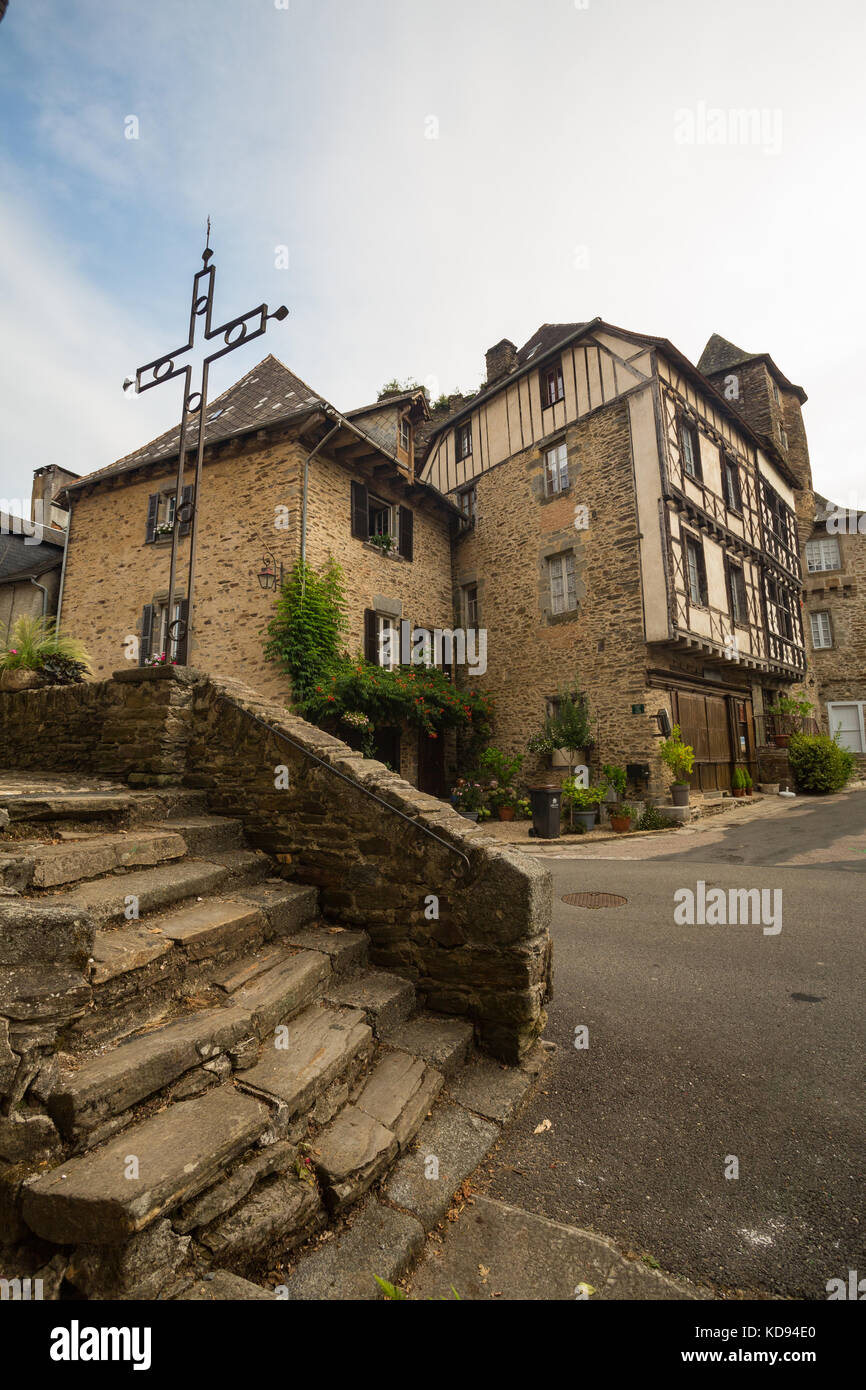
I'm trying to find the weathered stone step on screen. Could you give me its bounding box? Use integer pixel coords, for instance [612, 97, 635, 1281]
[196, 1171, 325, 1268]
[381, 1014, 474, 1077]
[22, 1085, 271, 1244]
[354, 1050, 443, 1150]
[44, 857, 255, 926]
[325, 969, 415, 1035]
[239, 1002, 372, 1118]
[230, 949, 330, 1036]
[0, 792, 139, 824]
[281, 1197, 424, 1301]
[157, 815, 244, 856]
[228, 882, 319, 937]
[287, 925, 368, 974]
[0, 830, 187, 890]
[152, 899, 266, 963]
[43, 1003, 255, 1137]
[381, 1101, 499, 1229]
[313, 1105, 398, 1213]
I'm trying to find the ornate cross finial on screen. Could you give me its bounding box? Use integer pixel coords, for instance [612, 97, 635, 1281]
[124, 238, 288, 662]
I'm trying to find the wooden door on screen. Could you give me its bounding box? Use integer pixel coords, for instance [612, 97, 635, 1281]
[674, 690, 736, 792]
[417, 730, 446, 798]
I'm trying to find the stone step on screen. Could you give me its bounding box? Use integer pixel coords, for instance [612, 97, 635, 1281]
[44, 857, 256, 926]
[281, 1197, 425, 1301]
[158, 815, 245, 856]
[196, 1172, 325, 1268]
[151, 899, 267, 963]
[324, 969, 415, 1035]
[22, 1085, 271, 1244]
[381, 1014, 474, 1077]
[354, 1050, 443, 1150]
[0, 792, 140, 825]
[313, 1105, 398, 1213]
[381, 1100, 499, 1229]
[43, 1003, 255, 1137]
[228, 882, 319, 937]
[239, 1002, 372, 1119]
[0, 830, 187, 890]
[286, 925, 368, 974]
[230, 949, 331, 1037]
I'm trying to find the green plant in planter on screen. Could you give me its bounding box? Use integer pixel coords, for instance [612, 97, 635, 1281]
[0, 616, 92, 673]
[732, 766, 746, 789]
[609, 802, 636, 824]
[562, 780, 603, 809]
[478, 747, 523, 787]
[526, 731, 555, 757]
[453, 780, 484, 811]
[768, 695, 814, 733]
[657, 725, 694, 784]
[369, 532, 396, 554]
[743, 768, 753, 790]
[601, 763, 627, 799]
[549, 686, 592, 758]
[515, 797, 532, 820]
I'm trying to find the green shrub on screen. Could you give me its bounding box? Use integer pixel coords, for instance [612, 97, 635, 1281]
[787, 733, 855, 793]
[637, 804, 679, 831]
[0, 616, 91, 673]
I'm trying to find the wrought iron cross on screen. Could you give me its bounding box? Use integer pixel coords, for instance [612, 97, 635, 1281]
[124, 225, 288, 662]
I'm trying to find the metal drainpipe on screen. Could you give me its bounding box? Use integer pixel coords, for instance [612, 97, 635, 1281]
[300, 421, 341, 588]
[29, 574, 49, 618]
[55, 497, 73, 627]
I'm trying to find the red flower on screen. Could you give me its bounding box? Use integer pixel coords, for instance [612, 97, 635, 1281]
[327, 695, 335, 702]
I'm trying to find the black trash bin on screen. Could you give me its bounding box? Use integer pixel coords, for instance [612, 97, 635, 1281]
[529, 784, 561, 839]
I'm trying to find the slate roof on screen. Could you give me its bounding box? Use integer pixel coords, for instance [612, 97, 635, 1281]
[0, 528, 64, 583]
[516, 322, 591, 367]
[697, 333, 807, 402]
[65, 356, 325, 494]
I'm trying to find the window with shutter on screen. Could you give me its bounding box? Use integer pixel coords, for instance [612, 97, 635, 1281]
[178, 485, 194, 537]
[398, 506, 413, 561]
[139, 604, 155, 665]
[145, 495, 159, 544]
[174, 599, 190, 663]
[364, 608, 378, 663]
[351, 481, 369, 540]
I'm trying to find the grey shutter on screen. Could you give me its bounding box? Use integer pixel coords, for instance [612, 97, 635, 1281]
[398, 505, 413, 561]
[174, 599, 189, 665]
[364, 608, 378, 664]
[145, 494, 159, 544]
[140, 604, 154, 665]
[178, 484, 194, 536]
[351, 481, 368, 540]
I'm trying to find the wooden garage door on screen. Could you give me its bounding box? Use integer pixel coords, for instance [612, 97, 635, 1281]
[674, 691, 735, 792]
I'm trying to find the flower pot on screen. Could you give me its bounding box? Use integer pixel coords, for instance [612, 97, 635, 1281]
[772, 733, 790, 748]
[498, 806, 515, 822]
[745, 788, 753, 796]
[573, 809, 597, 832]
[732, 787, 745, 798]
[609, 815, 631, 833]
[458, 810, 479, 822]
[0, 669, 47, 692]
[671, 783, 690, 807]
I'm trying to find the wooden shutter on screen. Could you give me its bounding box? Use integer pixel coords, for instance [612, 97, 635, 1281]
[174, 599, 189, 665]
[351, 481, 368, 540]
[140, 604, 154, 665]
[178, 484, 194, 536]
[364, 608, 378, 664]
[145, 495, 159, 544]
[398, 505, 413, 561]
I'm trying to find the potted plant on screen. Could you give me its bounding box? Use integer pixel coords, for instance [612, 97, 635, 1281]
[732, 765, 747, 798]
[658, 724, 695, 806]
[548, 686, 593, 768]
[479, 747, 524, 819]
[562, 779, 603, 832]
[0, 617, 91, 692]
[452, 781, 484, 821]
[609, 803, 636, 834]
[369, 532, 396, 555]
[767, 696, 813, 748]
[743, 768, 754, 796]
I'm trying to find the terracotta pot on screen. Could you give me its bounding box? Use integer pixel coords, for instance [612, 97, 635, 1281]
[498, 806, 515, 821]
[732, 787, 745, 798]
[0, 668, 46, 692]
[772, 733, 790, 748]
[610, 815, 631, 833]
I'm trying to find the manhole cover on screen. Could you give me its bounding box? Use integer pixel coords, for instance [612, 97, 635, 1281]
[561, 892, 628, 909]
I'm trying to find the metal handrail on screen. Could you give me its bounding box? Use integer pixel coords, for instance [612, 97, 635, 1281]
[215, 693, 472, 869]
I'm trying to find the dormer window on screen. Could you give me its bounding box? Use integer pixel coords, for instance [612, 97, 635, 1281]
[541, 361, 565, 408]
[399, 416, 411, 452]
[455, 422, 472, 461]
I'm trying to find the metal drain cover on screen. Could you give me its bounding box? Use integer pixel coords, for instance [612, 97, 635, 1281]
[562, 892, 628, 909]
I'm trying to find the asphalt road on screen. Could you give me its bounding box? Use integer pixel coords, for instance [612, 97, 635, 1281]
[479, 789, 866, 1298]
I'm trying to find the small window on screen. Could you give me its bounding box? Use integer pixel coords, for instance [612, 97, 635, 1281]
[463, 584, 479, 628]
[728, 563, 748, 624]
[766, 578, 794, 639]
[377, 615, 399, 669]
[399, 416, 411, 452]
[544, 441, 569, 495]
[455, 422, 472, 461]
[764, 484, 791, 546]
[684, 534, 707, 606]
[810, 611, 833, 649]
[540, 361, 565, 408]
[771, 379, 780, 405]
[723, 455, 742, 513]
[779, 425, 788, 449]
[458, 487, 477, 524]
[548, 552, 577, 614]
[679, 418, 701, 480]
[368, 494, 393, 539]
[805, 538, 841, 572]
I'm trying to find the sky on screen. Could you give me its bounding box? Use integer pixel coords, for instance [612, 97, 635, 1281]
[1, 0, 864, 510]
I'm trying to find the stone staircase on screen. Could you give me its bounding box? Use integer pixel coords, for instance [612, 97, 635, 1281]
[0, 780, 544, 1300]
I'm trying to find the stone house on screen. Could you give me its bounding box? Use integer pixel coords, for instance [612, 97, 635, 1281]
[0, 466, 76, 638]
[57, 357, 461, 793]
[422, 320, 808, 796]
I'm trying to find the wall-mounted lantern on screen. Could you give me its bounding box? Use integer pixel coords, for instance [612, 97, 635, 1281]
[257, 547, 284, 592]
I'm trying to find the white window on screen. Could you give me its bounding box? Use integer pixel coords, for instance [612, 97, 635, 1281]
[368, 495, 393, 539]
[805, 537, 841, 572]
[377, 615, 398, 669]
[544, 441, 569, 495]
[463, 584, 479, 627]
[549, 552, 577, 614]
[809, 611, 833, 649]
[156, 599, 182, 662]
[399, 417, 410, 452]
[826, 702, 866, 753]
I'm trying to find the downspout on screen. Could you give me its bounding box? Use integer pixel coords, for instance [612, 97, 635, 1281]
[29, 574, 49, 618]
[55, 496, 73, 627]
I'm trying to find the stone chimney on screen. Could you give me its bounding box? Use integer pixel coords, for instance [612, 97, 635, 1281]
[485, 339, 518, 387]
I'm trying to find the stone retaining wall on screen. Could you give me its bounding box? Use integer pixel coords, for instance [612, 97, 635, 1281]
[0, 669, 552, 1062]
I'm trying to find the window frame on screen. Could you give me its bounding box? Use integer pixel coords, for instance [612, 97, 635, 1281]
[399, 416, 411, 452]
[723, 454, 742, 513]
[368, 493, 394, 540]
[458, 486, 477, 525]
[377, 614, 399, 670]
[544, 440, 569, 496]
[679, 417, 702, 481]
[455, 422, 472, 461]
[548, 551, 577, 615]
[540, 360, 565, 409]
[463, 584, 479, 628]
[809, 610, 833, 649]
[805, 537, 841, 573]
[728, 562, 748, 624]
[684, 532, 708, 607]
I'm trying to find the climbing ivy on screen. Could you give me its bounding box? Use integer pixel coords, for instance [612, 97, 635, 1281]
[263, 557, 347, 701]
